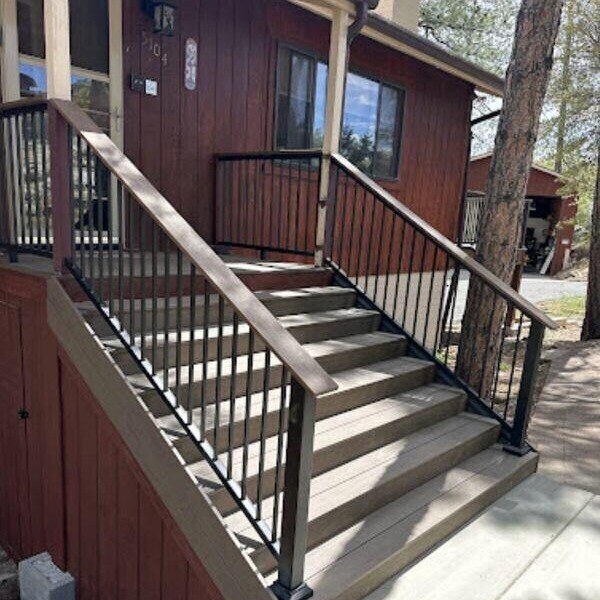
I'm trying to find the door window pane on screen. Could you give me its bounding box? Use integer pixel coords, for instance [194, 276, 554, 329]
[17, 0, 44, 58]
[17, 0, 109, 75]
[19, 62, 110, 132]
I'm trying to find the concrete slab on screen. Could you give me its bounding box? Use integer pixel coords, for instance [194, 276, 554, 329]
[364, 475, 598, 600]
[530, 341, 600, 495]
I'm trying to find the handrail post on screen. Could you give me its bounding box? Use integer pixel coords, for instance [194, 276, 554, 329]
[49, 103, 72, 274]
[271, 379, 317, 600]
[505, 319, 545, 455]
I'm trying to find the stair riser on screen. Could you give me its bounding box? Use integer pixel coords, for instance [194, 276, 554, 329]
[90, 290, 356, 333]
[252, 424, 500, 574]
[333, 455, 539, 600]
[116, 312, 380, 372]
[210, 393, 466, 516]
[142, 338, 408, 418]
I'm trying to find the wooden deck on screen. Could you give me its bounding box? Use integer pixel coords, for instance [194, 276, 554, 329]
[365, 474, 600, 600]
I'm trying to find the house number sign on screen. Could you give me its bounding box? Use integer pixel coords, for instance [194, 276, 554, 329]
[185, 38, 198, 91]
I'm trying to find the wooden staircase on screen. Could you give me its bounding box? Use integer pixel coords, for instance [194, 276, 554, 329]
[79, 259, 538, 600]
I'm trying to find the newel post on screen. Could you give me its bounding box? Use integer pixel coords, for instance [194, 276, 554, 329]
[49, 104, 72, 274]
[271, 379, 317, 600]
[505, 319, 545, 455]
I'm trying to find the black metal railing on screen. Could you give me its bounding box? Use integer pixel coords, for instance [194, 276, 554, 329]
[0, 99, 51, 257]
[46, 100, 335, 600]
[326, 154, 556, 451]
[215, 151, 322, 258]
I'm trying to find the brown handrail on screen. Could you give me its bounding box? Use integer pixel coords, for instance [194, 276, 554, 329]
[0, 97, 48, 115]
[50, 99, 338, 397]
[330, 152, 557, 330]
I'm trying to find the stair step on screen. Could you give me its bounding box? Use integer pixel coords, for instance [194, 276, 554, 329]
[83, 286, 357, 332]
[299, 448, 538, 600]
[191, 384, 466, 515]
[110, 307, 381, 370]
[136, 332, 408, 417]
[158, 356, 439, 468]
[227, 413, 501, 573]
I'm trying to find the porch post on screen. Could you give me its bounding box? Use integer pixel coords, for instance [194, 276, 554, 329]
[314, 6, 349, 267]
[45, 0, 72, 273]
[0, 0, 21, 101]
[44, 0, 72, 100]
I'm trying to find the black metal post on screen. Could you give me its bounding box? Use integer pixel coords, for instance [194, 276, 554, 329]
[505, 319, 545, 455]
[271, 379, 316, 600]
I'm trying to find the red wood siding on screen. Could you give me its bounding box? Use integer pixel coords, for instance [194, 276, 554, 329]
[122, 0, 472, 244]
[0, 266, 224, 600]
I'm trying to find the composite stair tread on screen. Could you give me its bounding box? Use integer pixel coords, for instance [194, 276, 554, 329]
[129, 331, 407, 391]
[100, 286, 356, 313]
[302, 448, 538, 600]
[148, 353, 435, 422]
[226, 413, 500, 555]
[107, 307, 380, 349]
[182, 383, 466, 498]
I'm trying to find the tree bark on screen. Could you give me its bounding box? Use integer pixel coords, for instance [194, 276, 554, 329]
[582, 144, 600, 340]
[456, 0, 564, 399]
[555, 0, 575, 174]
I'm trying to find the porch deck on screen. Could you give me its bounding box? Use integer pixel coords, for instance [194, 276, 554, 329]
[365, 474, 600, 600]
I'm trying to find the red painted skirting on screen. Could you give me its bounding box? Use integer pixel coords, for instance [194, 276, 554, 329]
[0, 265, 224, 600]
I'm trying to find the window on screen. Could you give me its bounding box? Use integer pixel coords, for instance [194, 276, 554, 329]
[16, 0, 110, 131]
[275, 46, 405, 179]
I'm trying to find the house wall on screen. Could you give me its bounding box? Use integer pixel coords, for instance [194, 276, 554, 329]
[122, 0, 473, 244]
[0, 264, 224, 600]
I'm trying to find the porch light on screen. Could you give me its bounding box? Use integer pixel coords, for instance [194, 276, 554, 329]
[141, 1, 176, 36]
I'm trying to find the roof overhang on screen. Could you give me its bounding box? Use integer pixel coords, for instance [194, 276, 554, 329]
[287, 0, 505, 96]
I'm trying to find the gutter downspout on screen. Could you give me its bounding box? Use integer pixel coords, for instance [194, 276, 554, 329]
[348, 0, 378, 43]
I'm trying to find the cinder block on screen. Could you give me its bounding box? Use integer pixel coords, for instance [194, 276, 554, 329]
[18, 553, 75, 600]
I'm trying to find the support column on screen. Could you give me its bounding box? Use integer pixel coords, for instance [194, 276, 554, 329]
[0, 0, 21, 101]
[44, 0, 71, 100]
[314, 6, 349, 267]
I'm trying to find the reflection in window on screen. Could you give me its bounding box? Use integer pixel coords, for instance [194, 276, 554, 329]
[17, 0, 109, 73]
[276, 48, 404, 179]
[19, 62, 110, 132]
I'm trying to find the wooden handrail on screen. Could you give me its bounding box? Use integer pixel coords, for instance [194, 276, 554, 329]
[0, 97, 47, 115]
[330, 152, 558, 330]
[50, 99, 338, 397]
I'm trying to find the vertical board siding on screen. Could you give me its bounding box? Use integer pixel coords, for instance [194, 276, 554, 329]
[59, 352, 225, 600]
[0, 267, 224, 600]
[123, 0, 472, 246]
[0, 271, 65, 567]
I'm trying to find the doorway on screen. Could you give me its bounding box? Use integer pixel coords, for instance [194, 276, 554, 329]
[0, 0, 124, 147]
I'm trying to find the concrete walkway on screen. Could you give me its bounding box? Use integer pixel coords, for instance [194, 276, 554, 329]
[365, 474, 600, 600]
[529, 341, 600, 495]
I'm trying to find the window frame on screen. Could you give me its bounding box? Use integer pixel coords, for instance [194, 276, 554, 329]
[274, 42, 406, 181]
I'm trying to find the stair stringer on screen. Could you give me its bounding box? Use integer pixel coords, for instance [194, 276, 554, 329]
[46, 277, 275, 600]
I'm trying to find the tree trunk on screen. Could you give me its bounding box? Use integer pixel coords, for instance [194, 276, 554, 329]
[582, 144, 600, 340]
[555, 0, 575, 174]
[456, 0, 564, 399]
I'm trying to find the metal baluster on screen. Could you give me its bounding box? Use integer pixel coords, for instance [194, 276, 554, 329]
[151, 222, 159, 370]
[492, 303, 510, 408]
[175, 250, 183, 401]
[162, 235, 171, 392]
[24, 114, 35, 246]
[30, 112, 42, 248]
[86, 145, 95, 290]
[187, 265, 197, 425]
[128, 193, 135, 337]
[227, 313, 239, 479]
[505, 312, 525, 419]
[241, 329, 255, 498]
[423, 245, 440, 349]
[391, 219, 407, 321]
[117, 184, 125, 331]
[383, 215, 397, 314]
[354, 188, 368, 285]
[77, 137, 85, 276]
[107, 174, 115, 316]
[272, 367, 288, 542]
[372, 201, 386, 304]
[444, 265, 461, 366]
[412, 233, 428, 343]
[200, 284, 210, 441]
[41, 111, 50, 250]
[139, 210, 147, 358]
[402, 227, 418, 331]
[97, 158, 105, 303]
[214, 296, 225, 458]
[256, 349, 271, 520]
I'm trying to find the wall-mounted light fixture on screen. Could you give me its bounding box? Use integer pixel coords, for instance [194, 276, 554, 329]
[141, 1, 176, 36]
